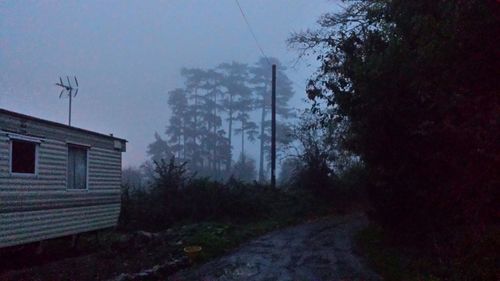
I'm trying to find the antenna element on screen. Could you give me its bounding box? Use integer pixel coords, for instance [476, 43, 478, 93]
[55, 76, 79, 126]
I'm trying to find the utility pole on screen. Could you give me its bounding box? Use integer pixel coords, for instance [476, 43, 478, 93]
[271, 64, 276, 188]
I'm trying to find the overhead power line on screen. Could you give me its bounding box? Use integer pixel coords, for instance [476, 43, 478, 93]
[234, 0, 271, 66]
[234, 1, 308, 96]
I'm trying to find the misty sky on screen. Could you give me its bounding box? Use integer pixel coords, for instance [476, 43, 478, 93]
[0, 0, 340, 167]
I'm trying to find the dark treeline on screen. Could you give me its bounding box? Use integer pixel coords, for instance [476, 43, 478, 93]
[289, 0, 498, 279]
[146, 57, 295, 181]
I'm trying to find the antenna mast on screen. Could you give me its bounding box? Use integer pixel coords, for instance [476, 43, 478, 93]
[271, 65, 276, 188]
[55, 76, 79, 126]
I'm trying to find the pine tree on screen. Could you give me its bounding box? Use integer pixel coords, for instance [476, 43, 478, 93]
[218, 62, 261, 168]
[147, 132, 172, 162]
[180, 68, 206, 171]
[234, 112, 258, 162]
[166, 88, 188, 159]
[217, 62, 251, 151]
[179, 67, 230, 177]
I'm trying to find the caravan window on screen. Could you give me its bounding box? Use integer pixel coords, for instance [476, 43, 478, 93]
[11, 140, 38, 174]
[67, 145, 88, 189]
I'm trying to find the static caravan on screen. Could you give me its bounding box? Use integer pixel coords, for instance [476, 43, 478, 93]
[0, 108, 126, 248]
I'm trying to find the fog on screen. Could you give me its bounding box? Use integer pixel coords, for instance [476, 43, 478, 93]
[0, 0, 340, 169]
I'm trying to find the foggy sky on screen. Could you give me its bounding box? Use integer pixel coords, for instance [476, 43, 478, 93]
[0, 0, 340, 167]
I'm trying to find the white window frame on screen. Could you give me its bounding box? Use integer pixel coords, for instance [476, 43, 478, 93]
[66, 144, 90, 191]
[8, 134, 41, 177]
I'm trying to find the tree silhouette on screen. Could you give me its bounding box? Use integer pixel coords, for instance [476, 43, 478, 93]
[166, 88, 188, 159]
[231, 153, 257, 182]
[153, 58, 294, 181]
[147, 132, 172, 162]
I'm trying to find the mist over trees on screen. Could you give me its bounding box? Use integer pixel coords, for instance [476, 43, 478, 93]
[146, 57, 295, 182]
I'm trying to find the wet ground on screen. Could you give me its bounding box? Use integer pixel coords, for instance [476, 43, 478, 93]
[170, 214, 380, 281]
[0, 229, 188, 281]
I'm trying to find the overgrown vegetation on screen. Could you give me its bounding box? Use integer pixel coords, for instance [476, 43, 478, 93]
[357, 224, 499, 281]
[290, 0, 499, 279]
[120, 158, 331, 233]
[283, 109, 370, 211]
[119, 154, 352, 266]
[356, 225, 440, 281]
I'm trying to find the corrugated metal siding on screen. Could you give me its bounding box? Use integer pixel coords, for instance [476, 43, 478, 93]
[88, 147, 122, 191]
[0, 204, 120, 247]
[0, 112, 124, 248]
[0, 192, 120, 213]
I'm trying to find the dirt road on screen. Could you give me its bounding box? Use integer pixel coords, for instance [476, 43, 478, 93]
[170, 214, 380, 281]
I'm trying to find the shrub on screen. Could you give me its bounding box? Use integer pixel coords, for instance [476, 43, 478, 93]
[290, 0, 498, 277]
[119, 157, 322, 231]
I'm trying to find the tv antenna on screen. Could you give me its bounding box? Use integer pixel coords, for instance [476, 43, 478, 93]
[55, 76, 79, 126]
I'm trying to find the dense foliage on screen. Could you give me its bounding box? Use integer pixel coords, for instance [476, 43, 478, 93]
[290, 0, 499, 278]
[120, 158, 322, 232]
[284, 109, 368, 210]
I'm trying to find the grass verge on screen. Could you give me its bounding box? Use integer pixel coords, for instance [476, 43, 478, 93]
[357, 224, 499, 281]
[175, 210, 332, 263]
[356, 225, 441, 281]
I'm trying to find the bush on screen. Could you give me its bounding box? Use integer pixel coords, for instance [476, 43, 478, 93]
[290, 0, 498, 277]
[289, 111, 369, 211]
[119, 157, 323, 231]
